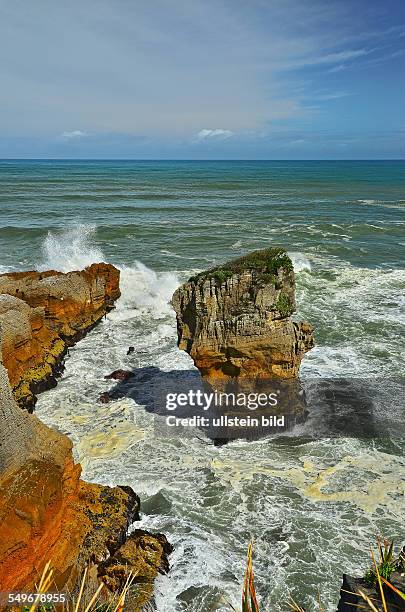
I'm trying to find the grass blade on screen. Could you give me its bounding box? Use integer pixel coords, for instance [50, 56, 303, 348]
[380, 576, 405, 602]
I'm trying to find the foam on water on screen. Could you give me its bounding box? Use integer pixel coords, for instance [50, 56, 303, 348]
[296, 256, 405, 378]
[29, 225, 405, 611]
[289, 252, 312, 273]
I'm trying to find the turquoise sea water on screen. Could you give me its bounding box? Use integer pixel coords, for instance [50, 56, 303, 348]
[0, 160, 404, 611]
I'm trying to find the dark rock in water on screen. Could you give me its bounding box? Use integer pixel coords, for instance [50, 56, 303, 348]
[337, 574, 371, 611]
[98, 392, 111, 404]
[141, 490, 173, 515]
[337, 572, 405, 611]
[104, 369, 134, 381]
[127, 346, 135, 355]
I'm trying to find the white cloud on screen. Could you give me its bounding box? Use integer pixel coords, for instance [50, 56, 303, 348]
[285, 48, 369, 70]
[313, 91, 351, 101]
[328, 64, 346, 73]
[61, 130, 87, 139]
[196, 128, 235, 142]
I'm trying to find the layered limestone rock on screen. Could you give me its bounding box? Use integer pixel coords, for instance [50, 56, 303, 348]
[99, 530, 174, 609]
[172, 247, 314, 387]
[0, 350, 131, 595]
[0, 263, 120, 409]
[0, 332, 171, 607]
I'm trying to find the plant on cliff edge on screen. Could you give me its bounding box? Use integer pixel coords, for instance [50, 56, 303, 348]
[363, 538, 396, 587]
[188, 247, 294, 285]
[22, 563, 135, 612]
[228, 542, 260, 612]
[231, 538, 405, 612]
[241, 542, 260, 612]
[355, 540, 405, 612]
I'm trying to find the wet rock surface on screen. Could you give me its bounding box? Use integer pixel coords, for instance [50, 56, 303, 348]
[99, 529, 173, 609]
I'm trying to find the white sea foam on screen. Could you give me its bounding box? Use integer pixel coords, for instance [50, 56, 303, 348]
[356, 199, 405, 211]
[113, 262, 180, 321]
[32, 225, 405, 612]
[40, 224, 105, 272]
[289, 252, 312, 273]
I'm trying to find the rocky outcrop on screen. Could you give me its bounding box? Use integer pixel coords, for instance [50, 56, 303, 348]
[0, 349, 127, 593]
[0, 265, 172, 608]
[337, 569, 405, 611]
[0, 356, 171, 606]
[99, 530, 174, 609]
[172, 247, 314, 388]
[0, 263, 120, 409]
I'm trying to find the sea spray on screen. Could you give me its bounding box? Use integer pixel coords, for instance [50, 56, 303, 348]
[115, 262, 180, 320]
[38, 224, 181, 320]
[289, 252, 312, 273]
[40, 224, 105, 272]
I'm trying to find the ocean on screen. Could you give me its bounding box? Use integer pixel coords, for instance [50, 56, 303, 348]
[0, 159, 404, 611]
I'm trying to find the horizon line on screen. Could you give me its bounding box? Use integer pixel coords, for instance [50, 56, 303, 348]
[1, 157, 405, 162]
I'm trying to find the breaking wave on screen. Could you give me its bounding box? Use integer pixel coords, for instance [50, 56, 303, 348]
[40, 224, 105, 272]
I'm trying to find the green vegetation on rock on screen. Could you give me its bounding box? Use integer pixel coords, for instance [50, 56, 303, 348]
[188, 247, 293, 285]
[273, 293, 294, 317]
[363, 539, 397, 587]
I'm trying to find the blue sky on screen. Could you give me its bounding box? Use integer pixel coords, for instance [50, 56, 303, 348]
[0, 0, 404, 159]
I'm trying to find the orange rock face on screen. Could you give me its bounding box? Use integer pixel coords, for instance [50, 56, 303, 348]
[0, 263, 172, 607]
[0, 263, 120, 409]
[0, 353, 139, 599]
[0, 455, 139, 595]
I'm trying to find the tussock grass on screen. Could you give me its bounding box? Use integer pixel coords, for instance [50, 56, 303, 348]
[233, 539, 404, 612]
[21, 563, 135, 612]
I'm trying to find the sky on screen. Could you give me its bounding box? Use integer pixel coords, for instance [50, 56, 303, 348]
[0, 0, 404, 159]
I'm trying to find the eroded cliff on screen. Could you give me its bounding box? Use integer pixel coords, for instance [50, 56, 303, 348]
[0, 263, 120, 409]
[0, 264, 172, 609]
[172, 247, 314, 387]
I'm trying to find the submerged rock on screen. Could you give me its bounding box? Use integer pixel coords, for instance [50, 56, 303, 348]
[98, 391, 112, 403]
[0, 263, 120, 409]
[104, 369, 134, 381]
[172, 247, 314, 389]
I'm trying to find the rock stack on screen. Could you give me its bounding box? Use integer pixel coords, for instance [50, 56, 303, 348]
[172, 247, 314, 389]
